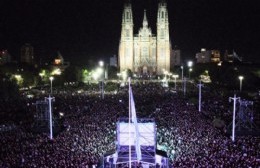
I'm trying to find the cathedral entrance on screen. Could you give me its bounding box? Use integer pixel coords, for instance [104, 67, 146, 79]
[143, 66, 148, 74]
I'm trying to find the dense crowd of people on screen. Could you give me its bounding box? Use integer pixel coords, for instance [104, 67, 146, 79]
[0, 81, 259, 167]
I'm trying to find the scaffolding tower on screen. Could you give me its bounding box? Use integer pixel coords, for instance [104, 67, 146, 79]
[228, 99, 258, 135]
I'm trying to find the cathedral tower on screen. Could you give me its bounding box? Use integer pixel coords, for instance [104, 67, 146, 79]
[119, 0, 134, 72]
[156, 0, 171, 74]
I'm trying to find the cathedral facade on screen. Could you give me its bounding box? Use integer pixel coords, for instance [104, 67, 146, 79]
[119, 0, 172, 75]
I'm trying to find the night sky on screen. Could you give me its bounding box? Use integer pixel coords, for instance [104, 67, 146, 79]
[0, 0, 259, 65]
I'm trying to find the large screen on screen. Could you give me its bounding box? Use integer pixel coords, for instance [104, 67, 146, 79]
[117, 122, 155, 146]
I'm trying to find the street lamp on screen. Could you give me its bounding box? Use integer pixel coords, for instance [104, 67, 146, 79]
[187, 61, 193, 79]
[238, 76, 244, 92]
[187, 61, 193, 68]
[49, 76, 54, 94]
[189, 68, 192, 79]
[183, 77, 187, 96]
[197, 81, 204, 112]
[181, 66, 184, 81]
[99, 60, 104, 67]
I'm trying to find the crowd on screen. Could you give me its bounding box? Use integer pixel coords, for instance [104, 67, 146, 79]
[0, 82, 259, 167]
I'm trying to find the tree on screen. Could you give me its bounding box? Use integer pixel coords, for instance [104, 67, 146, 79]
[0, 74, 20, 101]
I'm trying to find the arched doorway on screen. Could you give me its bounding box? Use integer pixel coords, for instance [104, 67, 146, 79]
[143, 66, 148, 74]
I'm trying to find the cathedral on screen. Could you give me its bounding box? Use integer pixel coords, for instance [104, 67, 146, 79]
[118, 0, 172, 75]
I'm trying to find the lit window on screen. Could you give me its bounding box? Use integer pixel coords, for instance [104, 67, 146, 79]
[55, 59, 61, 65]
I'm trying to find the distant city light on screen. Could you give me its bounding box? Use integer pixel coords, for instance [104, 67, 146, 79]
[54, 59, 62, 65]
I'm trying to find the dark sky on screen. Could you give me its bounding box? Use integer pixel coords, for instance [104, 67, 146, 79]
[0, 0, 259, 65]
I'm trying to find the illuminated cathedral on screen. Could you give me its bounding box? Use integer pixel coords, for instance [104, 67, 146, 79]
[119, 0, 172, 75]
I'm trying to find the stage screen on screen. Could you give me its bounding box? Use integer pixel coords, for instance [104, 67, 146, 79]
[117, 122, 155, 146]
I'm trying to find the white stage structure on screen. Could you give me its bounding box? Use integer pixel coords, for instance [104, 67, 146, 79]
[103, 118, 169, 168]
[102, 78, 169, 168]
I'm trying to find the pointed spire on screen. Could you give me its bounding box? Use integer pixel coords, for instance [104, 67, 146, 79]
[124, 0, 131, 7]
[159, 0, 167, 7]
[122, 0, 133, 24]
[160, 0, 166, 4]
[143, 9, 148, 27]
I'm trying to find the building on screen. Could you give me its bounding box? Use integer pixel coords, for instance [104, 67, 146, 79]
[224, 50, 242, 63]
[211, 50, 221, 63]
[196, 48, 211, 63]
[50, 51, 70, 75]
[109, 55, 118, 67]
[118, 0, 172, 75]
[196, 48, 222, 64]
[21, 43, 34, 64]
[54, 51, 64, 65]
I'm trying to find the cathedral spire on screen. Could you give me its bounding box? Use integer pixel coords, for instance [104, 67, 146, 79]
[159, 0, 167, 6]
[143, 9, 148, 27]
[122, 0, 133, 24]
[124, 0, 131, 7]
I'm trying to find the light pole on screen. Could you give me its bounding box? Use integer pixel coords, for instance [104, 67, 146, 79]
[181, 66, 184, 91]
[181, 66, 184, 81]
[45, 95, 55, 140]
[187, 61, 193, 79]
[229, 94, 240, 142]
[99, 61, 104, 99]
[49, 76, 54, 94]
[183, 77, 187, 96]
[189, 68, 192, 79]
[197, 81, 204, 112]
[172, 74, 179, 90]
[187, 61, 193, 68]
[238, 76, 244, 92]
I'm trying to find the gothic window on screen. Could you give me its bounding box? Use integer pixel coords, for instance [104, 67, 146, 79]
[126, 12, 129, 19]
[162, 11, 164, 19]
